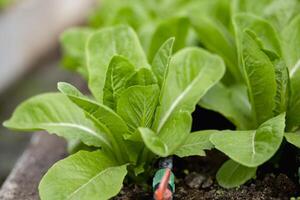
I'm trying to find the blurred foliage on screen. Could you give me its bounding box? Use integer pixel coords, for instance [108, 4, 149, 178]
[62, 0, 235, 82]
[0, 0, 13, 9]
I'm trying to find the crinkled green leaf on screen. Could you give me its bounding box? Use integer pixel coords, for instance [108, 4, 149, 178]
[273, 59, 289, 115]
[39, 150, 127, 200]
[57, 82, 128, 138]
[138, 128, 167, 157]
[151, 37, 175, 87]
[282, 14, 300, 71]
[234, 28, 277, 126]
[148, 17, 189, 61]
[199, 83, 253, 130]
[103, 55, 135, 110]
[234, 14, 282, 57]
[3, 93, 112, 150]
[174, 130, 214, 157]
[216, 160, 257, 189]
[154, 47, 225, 132]
[57, 82, 128, 162]
[86, 25, 148, 101]
[125, 68, 157, 88]
[282, 15, 300, 131]
[123, 129, 143, 143]
[191, 16, 240, 83]
[210, 113, 285, 167]
[139, 111, 191, 157]
[235, 14, 288, 122]
[287, 66, 300, 131]
[117, 85, 160, 133]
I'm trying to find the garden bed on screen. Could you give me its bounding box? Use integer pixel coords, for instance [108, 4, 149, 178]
[114, 107, 300, 199]
[2, 1, 300, 199]
[0, 135, 298, 200]
[1, 108, 299, 199]
[0, 133, 67, 200]
[115, 156, 299, 200]
[0, 0, 95, 191]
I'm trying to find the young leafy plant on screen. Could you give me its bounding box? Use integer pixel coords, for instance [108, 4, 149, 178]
[60, 0, 300, 190]
[198, 5, 300, 188]
[61, 0, 234, 81]
[7, 0, 300, 193]
[4, 25, 225, 199]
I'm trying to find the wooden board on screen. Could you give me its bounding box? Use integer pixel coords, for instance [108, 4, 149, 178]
[0, 133, 67, 200]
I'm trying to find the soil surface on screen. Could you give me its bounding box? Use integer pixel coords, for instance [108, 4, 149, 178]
[1, 106, 298, 200]
[114, 107, 300, 200]
[114, 155, 300, 200]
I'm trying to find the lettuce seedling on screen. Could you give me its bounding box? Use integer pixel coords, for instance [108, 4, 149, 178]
[61, 0, 233, 81]
[198, 6, 300, 187]
[60, 0, 300, 190]
[4, 25, 225, 199]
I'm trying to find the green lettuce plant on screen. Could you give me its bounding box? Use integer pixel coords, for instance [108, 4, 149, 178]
[63, 0, 300, 85]
[81, 0, 300, 189]
[3, 25, 225, 199]
[198, 1, 300, 188]
[61, 0, 234, 82]
[5, 0, 300, 196]
[60, 0, 300, 189]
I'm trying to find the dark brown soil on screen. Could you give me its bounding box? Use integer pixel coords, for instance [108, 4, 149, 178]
[114, 107, 300, 200]
[114, 155, 300, 200]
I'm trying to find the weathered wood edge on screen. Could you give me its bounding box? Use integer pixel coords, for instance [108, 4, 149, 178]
[0, 0, 97, 94]
[0, 133, 67, 200]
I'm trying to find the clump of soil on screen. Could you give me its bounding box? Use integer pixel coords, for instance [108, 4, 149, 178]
[174, 173, 297, 200]
[114, 156, 300, 200]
